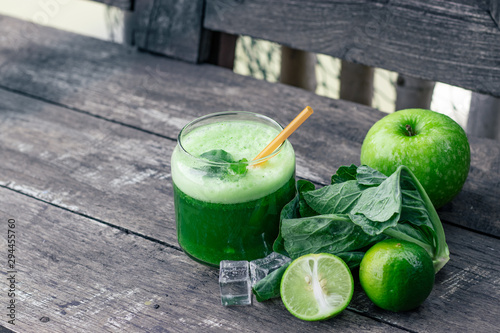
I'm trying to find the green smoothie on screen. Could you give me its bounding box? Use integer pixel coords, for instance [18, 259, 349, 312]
[171, 112, 296, 267]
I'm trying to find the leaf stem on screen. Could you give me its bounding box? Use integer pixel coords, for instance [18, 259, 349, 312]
[399, 166, 450, 273]
[383, 227, 434, 256]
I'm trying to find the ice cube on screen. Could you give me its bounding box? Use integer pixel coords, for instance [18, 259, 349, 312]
[249, 252, 291, 287]
[219, 260, 252, 306]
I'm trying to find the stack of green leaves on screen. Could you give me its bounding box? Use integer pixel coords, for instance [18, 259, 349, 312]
[253, 164, 450, 302]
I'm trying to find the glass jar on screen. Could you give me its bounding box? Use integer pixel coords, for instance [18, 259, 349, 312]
[171, 112, 296, 267]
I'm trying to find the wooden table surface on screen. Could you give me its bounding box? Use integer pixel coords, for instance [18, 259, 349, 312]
[0, 15, 499, 333]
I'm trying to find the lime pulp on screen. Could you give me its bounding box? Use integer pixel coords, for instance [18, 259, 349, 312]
[280, 253, 354, 321]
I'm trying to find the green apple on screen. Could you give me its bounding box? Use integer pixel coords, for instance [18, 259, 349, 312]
[360, 109, 470, 208]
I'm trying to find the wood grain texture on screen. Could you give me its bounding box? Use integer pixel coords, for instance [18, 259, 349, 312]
[92, 0, 133, 10]
[1, 182, 499, 332]
[280, 46, 317, 91]
[467, 93, 500, 140]
[133, 0, 204, 62]
[0, 189, 405, 333]
[0, 324, 15, 332]
[0, 15, 498, 236]
[0, 15, 382, 184]
[340, 61, 374, 106]
[204, 0, 500, 97]
[0, 15, 500, 333]
[0, 89, 178, 247]
[491, 0, 500, 28]
[395, 75, 435, 110]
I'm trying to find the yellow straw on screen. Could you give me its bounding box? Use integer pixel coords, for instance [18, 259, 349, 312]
[253, 106, 314, 164]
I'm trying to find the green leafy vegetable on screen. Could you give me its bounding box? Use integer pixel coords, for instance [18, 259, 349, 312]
[348, 169, 403, 235]
[355, 165, 387, 186]
[198, 149, 248, 179]
[273, 179, 315, 256]
[347, 165, 449, 272]
[331, 164, 358, 184]
[253, 164, 450, 302]
[335, 251, 366, 268]
[281, 214, 386, 260]
[252, 262, 290, 302]
[302, 180, 365, 215]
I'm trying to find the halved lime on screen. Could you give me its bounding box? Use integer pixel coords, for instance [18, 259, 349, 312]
[280, 253, 354, 321]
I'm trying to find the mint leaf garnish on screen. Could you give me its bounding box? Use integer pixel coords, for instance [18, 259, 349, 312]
[200, 149, 234, 163]
[198, 149, 248, 179]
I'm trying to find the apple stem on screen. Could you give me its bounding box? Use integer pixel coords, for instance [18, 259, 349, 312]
[405, 124, 416, 136]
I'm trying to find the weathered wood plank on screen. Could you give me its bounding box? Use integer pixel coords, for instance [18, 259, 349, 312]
[0, 87, 363, 245]
[204, 0, 500, 98]
[0, 15, 498, 237]
[0, 15, 383, 184]
[467, 93, 500, 140]
[0, 89, 178, 247]
[491, 0, 500, 28]
[132, 0, 205, 62]
[0, 15, 499, 333]
[280, 46, 317, 91]
[1, 184, 499, 332]
[203, 31, 238, 69]
[0, 189, 405, 333]
[0, 73, 498, 331]
[395, 75, 435, 110]
[92, 0, 133, 11]
[340, 61, 374, 106]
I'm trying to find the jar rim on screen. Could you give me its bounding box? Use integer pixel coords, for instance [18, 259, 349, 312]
[177, 111, 286, 166]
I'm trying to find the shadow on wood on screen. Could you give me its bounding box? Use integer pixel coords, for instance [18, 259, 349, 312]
[395, 75, 435, 111]
[467, 93, 500, 140]
[340, 61, 373, 107]
[280, 46, 317, 92]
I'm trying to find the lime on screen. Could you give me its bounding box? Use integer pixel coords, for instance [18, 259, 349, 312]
[280, 253, 354, 321]
[359, 239, 435, 312]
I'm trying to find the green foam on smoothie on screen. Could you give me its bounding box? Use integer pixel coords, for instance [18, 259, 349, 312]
[171, 120, 295, 204]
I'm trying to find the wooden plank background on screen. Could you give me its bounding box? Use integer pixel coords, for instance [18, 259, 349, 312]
[0, 14, 499, 332]
[0, 189, 406, 332]
[1, 184, 498, 332]
[133, 0, 205, 62]
[0, 63, 498, 333]
[0, 15, 498, 237]
[204, 0, 500, 98]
